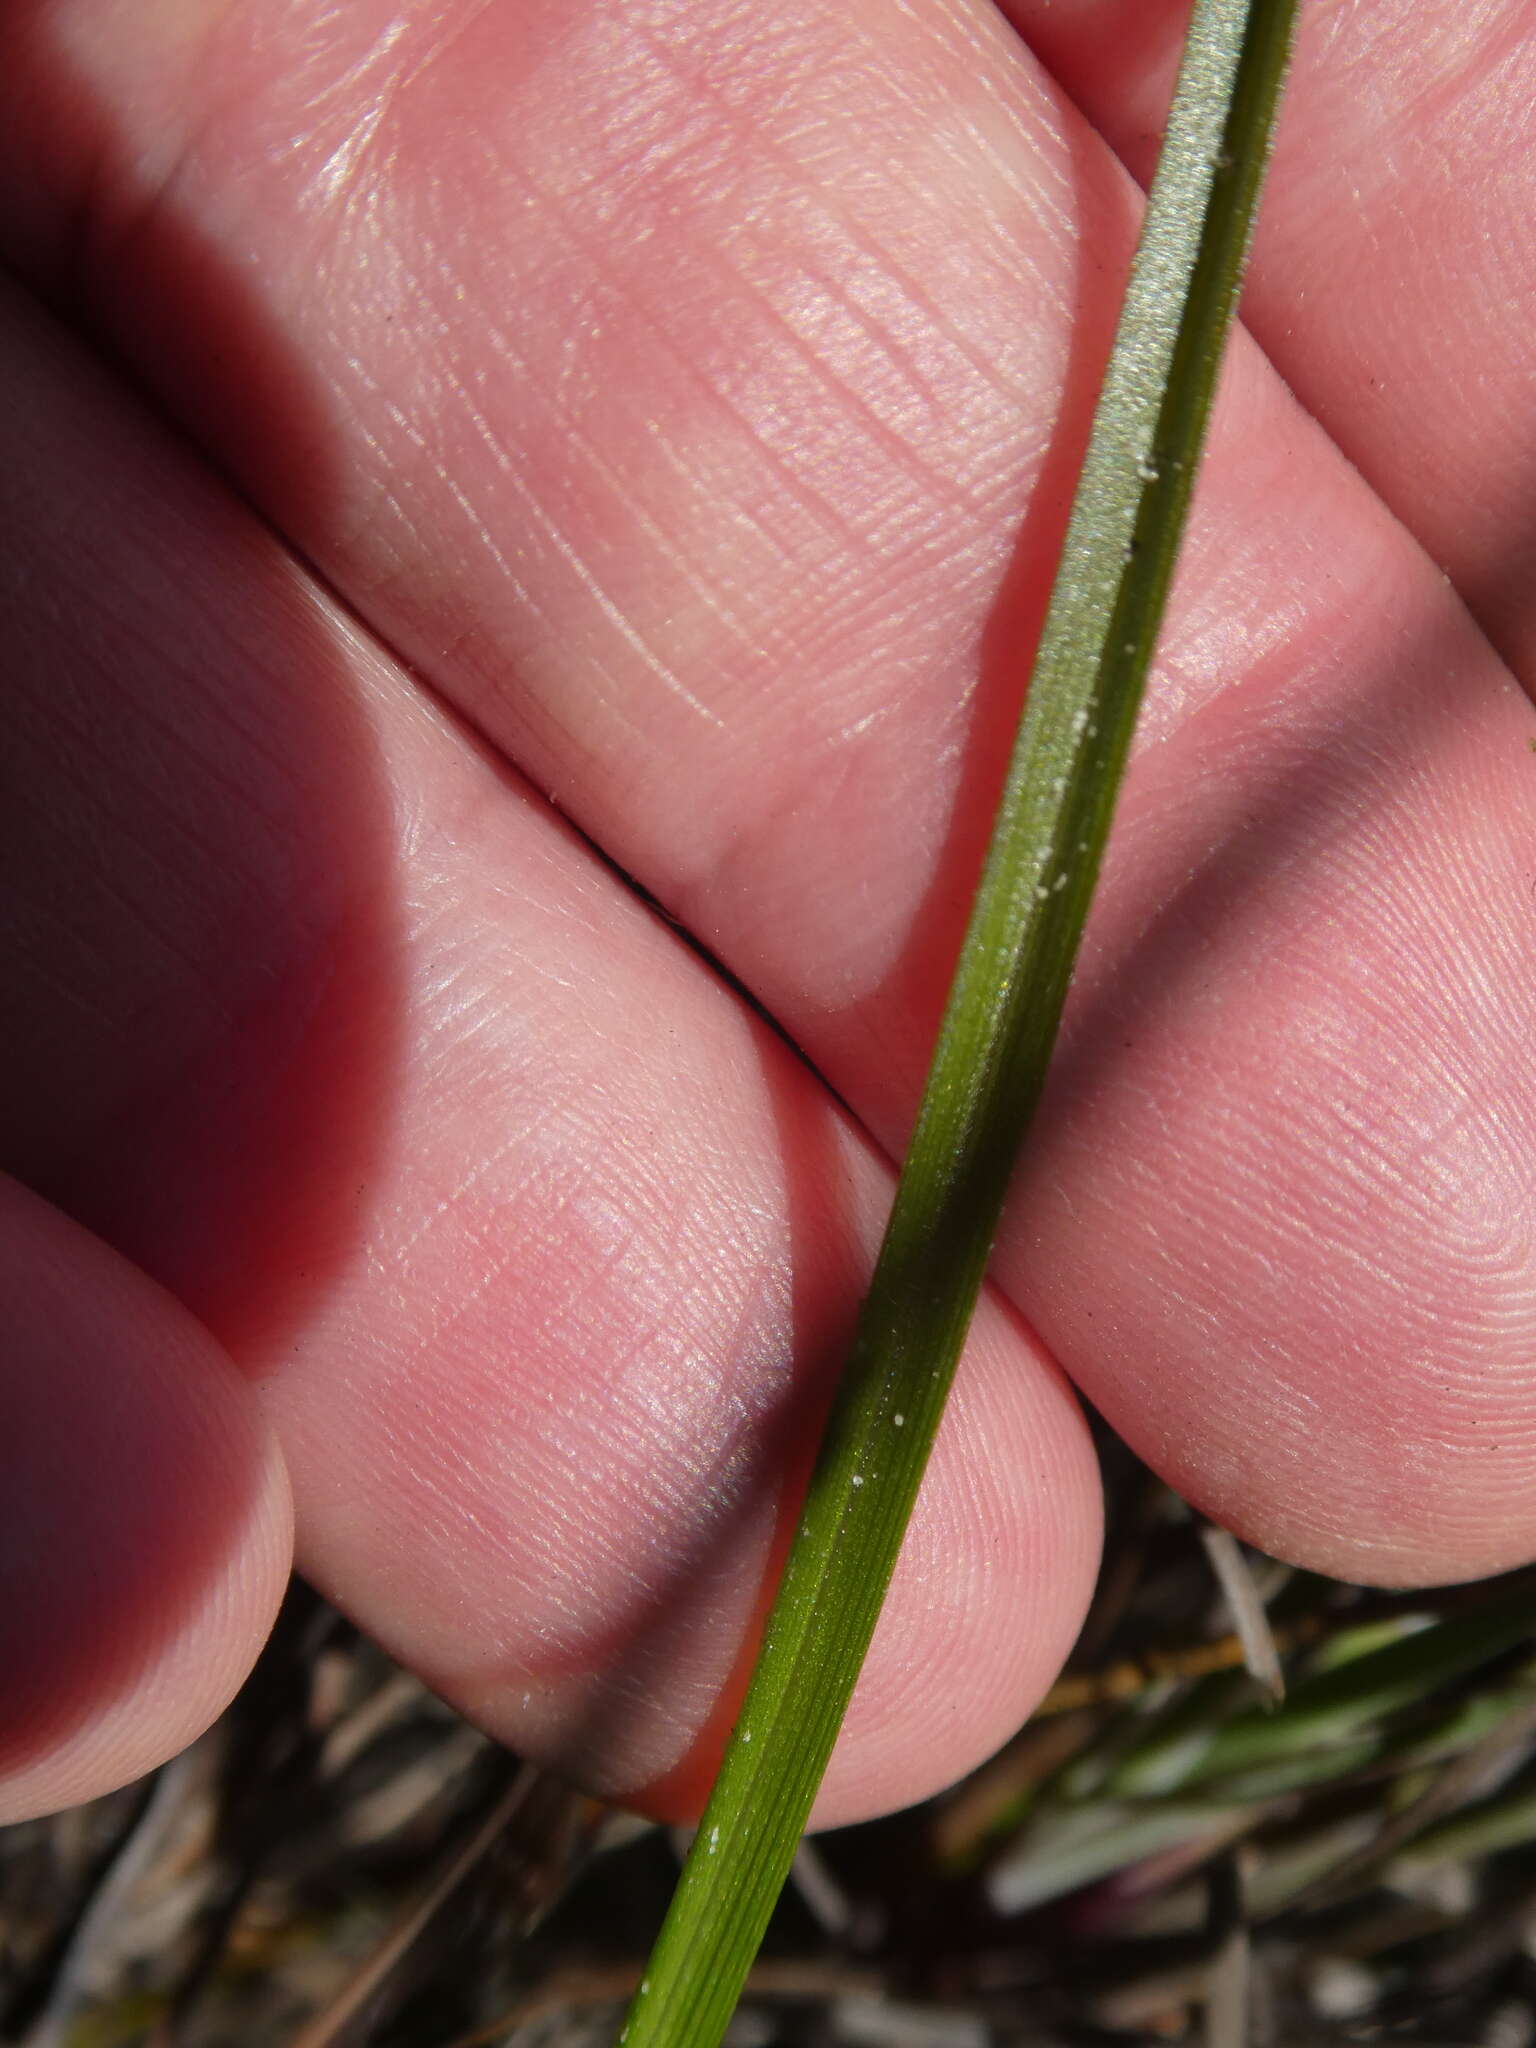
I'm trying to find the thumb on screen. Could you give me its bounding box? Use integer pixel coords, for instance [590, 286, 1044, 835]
[0, 1174, 292, 1821]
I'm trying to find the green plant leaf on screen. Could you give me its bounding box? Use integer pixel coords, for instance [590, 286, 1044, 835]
[1089, 1586, 1536, 1809]
[985, 1796, 1266, 1917]
[1182, 1584, 1536, 1788]
[620, 3, 1298, 2041]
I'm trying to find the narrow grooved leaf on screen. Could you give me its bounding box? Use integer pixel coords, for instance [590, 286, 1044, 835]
[620, 5, 1299, 2041]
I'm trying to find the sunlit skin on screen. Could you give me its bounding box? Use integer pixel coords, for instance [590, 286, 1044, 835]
[1, 0, 1533, 1829]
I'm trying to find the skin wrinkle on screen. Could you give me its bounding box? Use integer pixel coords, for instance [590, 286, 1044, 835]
[714, 252, 984, 513]
[422, 336, 742, 741]
[289, 3, 501, 160]
[540, 6, 1075, 485]
[370, 51, 1056, 839]
[391, 1048, 782, 1466]
[401, 272, 753, 735]
[719, 0, 1066, 275]
[496, 354, 771, 683]
[466, 1427, 764, 1683]
[1160, 1187, 1521, 1461]
[300, 79, 393, 215]
[625, 15, 1048, 446]
[1238, 995, 1523, 1321]
[1382, 1, 1528, 138]
[294, 11, 458, 216]
[381, 1095, 577, 1279]
[716, 237, 1028, 507]
[517, 248, 886, 575]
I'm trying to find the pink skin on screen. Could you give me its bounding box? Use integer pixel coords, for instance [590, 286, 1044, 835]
[0, 1173, 291, 1824]
[0, 0, 1532, 1827]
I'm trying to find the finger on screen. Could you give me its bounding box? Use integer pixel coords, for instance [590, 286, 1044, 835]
[10, 0, 1531, 1584]
[0, 273, 1100, 1827]
[997, 0, 1536, 692]
[0, 1174, 292, 1823]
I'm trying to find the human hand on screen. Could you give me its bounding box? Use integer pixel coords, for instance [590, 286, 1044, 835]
[2, 0, 1532, 1831]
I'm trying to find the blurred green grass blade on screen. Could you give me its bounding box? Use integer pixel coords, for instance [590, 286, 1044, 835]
[1106, 1587, 1536, 1799]
[1276, 1675, 1536, 1911]
[1302, 1611, 1438, 1676]
[620, 4, 1297, 2042]
[985, 1798, 1264, 1917]
[1160, 1738, 1390, 1806]
[1186, 1587, 1536, 1787]
[989, 1647, 1536, 1919]
[1388, 1660, 1536, 1773]
[1092, 1671, 1263, 1801]
[1394, 1768, 1536, 1869]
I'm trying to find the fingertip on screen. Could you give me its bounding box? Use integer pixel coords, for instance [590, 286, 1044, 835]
[0, 1176, 293, 1823]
